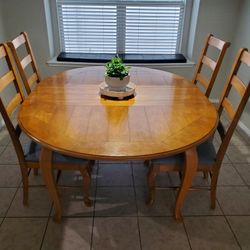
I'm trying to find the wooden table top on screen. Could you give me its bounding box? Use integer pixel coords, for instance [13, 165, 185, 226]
[18, 66, 218, 160]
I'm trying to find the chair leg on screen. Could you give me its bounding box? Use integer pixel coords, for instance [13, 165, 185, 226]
[33, 168, 39, 176]
[146, 165, 158, 206]
[80, 167, 92, 207]
[20, 165, 29, 206]
[144, 160, 150, 167]
[203, 171, 208, 179]
[210, 170, 219, 209]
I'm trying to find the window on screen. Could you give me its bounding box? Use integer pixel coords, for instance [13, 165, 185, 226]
[56, 0, 189, 63]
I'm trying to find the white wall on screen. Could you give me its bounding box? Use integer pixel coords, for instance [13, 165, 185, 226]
[226, 0, 250, 129]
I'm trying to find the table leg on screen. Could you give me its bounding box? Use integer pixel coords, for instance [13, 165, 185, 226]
[175, 147, 198, 221]
[40, 147, 61, 223]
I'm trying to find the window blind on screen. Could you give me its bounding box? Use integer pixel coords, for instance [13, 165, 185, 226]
[56, 0, 185, 55]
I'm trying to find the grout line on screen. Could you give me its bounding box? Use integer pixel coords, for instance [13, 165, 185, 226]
[90, 161, 99, 250]
[39, 204, 53, 250]
[223, 215, 242, 249]
[182, 219, 192, 250]
[131, 161, 143, 250]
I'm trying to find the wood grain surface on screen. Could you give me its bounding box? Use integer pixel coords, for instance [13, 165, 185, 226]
[18, 66, 218, 161]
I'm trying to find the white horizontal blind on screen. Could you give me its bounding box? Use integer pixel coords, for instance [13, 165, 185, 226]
[56, 0, 185, 54]
[57, 3, 117, 53]
[125, 5, 184, 54]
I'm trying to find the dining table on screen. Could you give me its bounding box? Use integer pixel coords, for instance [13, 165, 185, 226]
[18, 66, 218, 223]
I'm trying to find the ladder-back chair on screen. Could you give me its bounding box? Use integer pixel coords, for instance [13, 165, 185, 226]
[147, 48, 250, 210]
[0, 43, 92, 207]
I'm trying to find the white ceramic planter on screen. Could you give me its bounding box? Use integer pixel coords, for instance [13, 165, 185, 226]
[105, 75, 130, 91]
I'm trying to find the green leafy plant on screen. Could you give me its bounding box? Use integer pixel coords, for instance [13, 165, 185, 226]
[105, 57, 130, 80]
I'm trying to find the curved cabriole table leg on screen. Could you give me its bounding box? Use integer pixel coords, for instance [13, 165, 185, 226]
[175, 147, 198, 222]
[40, 147, 62, 223]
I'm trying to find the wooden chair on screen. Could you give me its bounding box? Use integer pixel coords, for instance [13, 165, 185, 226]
[0, 43, 92, 207]
[7, 32, 41, 95]
[147, 48, 250, 209]
[192, 34, 230, 97]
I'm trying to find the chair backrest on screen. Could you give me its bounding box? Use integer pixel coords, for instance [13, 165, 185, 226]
[7, 32, 41, 95]
[192, 34, 230, 97]
[216, 48, 250, 165]
[0, 43, 26, 163]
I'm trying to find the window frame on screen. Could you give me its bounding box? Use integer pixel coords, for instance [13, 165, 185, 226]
[48, 0, 193, 63]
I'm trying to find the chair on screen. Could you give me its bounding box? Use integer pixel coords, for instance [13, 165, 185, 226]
[0, 43, 92, 207]
[192, 34, 230, 97]
[147, 48, 250, 209]
[7, 32, 41, 95]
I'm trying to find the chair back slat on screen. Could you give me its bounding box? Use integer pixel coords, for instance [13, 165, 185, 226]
[0, 71, 15, 93]
[192, 34, 230, 97]
[222, 97, 236, 120]
[241, 51, 250, 67]
[208, 36, 226, 50]
[216, 48, 250, 163]
[12, 33, 26, 49]
[6, 93, 22, 116]
[7, 32, 41, 95]
[21, 54, 32, 70]
[196, 73, 209, 89]
[0, 46, 6, 58]
[202, 55, 216, 71]
[28, 72, 39, 89]
[231, 75, 246, 97]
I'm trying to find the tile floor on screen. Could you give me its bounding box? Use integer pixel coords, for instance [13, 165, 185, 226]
[0, 126, 250, 250]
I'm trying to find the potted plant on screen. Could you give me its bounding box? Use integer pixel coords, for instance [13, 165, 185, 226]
[105, 56, 130, 91]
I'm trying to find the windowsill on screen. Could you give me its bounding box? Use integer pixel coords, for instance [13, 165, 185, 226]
[47, 56, 195, 68]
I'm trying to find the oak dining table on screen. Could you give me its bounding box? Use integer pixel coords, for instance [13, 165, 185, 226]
[18, 66, 218, 223]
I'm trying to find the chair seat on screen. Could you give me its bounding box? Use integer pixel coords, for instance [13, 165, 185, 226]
[24, 140, 88, 164]
[152, 139, 216, 166]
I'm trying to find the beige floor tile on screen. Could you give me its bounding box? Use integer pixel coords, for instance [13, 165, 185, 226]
[92, 217, 140, 250]
[184, 216, 240, 250]
[0, 218, 47, 250]
[217, 186, 250, 215]
[58, 165, 98, 187]
[27, 170, 46, 186]
[226, 145, 250, 163]
[0, 165, 21, 187]
[0, 188, 17, 217]
[170, 172, 210, 187]
[132, 162, 149, 186]
[181, 190, 222, 216]
[217, 163, 245, 186]
[134, 164, 172, 187]
[230, 132, 249, 146]
[233, 163, 250, 185]
[7, 187, 52, 217]
[0, 128, 11, 146]
[136, 187, 175, 216]
[0, 146, 6, 155]
[97, 163, 133, 186]
[227, 216, 250, 249]
[0, 145, 19, 164]
[42, 218, 92, 250]
[57, 187, 94, 217]
[139, 217, 190, 250]
[95, 187, 137, 216]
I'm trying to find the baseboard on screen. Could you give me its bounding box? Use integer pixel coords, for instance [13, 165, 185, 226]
[238, 121, 250, 137]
